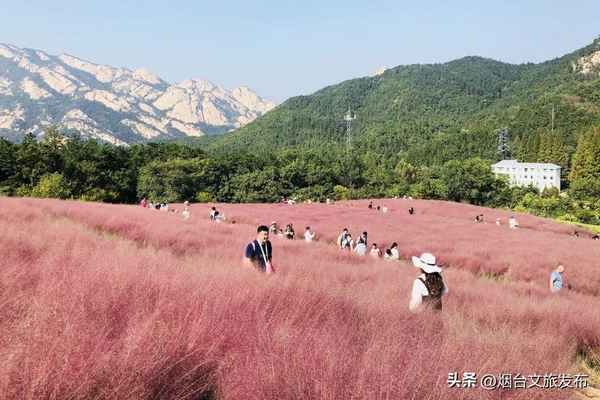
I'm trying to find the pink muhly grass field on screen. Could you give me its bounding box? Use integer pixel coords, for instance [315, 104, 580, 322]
[0, 197, 598, 399]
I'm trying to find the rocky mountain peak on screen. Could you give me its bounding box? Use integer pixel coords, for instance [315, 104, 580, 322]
[576, 50, 600, 75]
[0, 43, 276, 145]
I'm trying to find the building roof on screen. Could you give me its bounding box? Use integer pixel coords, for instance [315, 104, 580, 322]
[492, 160, 561, 169]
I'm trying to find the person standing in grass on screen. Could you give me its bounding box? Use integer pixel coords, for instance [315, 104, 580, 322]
[182, 201, 191, 220]
[284, 224, 295, 240]
[409, 253, 448, 312]
[304, 226, 316, 242]
[243, 225, 275, 274]
[209, 206, 220, 221]
[370, 243, 382, 258]
[389, 242, 400, 260]
[337, 228, 349, 249]
[549, 265, 566, 293]
[345, 233, 355, 251]
[384, 249, 394, 260]
[354, 240, 367, 256]
[340, 232, 354, 251]
[358, 231, 368, 247]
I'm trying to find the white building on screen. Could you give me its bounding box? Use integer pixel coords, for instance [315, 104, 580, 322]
[491, 160, 561, 192]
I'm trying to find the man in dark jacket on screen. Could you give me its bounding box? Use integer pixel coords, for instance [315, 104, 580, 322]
[243, 225, 275, 274]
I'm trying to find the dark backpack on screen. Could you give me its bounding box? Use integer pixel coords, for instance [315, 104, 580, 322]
[419, 272, 445, 310]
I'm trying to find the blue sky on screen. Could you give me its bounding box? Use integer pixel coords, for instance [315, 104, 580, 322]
[1, 1, 598, 102]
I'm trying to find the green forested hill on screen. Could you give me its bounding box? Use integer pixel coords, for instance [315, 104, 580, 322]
[209, 38, 600, 174]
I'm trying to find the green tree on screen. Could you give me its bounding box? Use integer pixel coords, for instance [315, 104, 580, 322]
[228, 167, 282, 203]
[30, 173, 71, 199]
[569, 126, 600, 199]
[333, 185, 351, 200]
[39, 126, 66, 173]
[13, 133, 47, 187]
[137, 158, 213, 203]
[80, 188, 120, 202]
[410, 167, 448, 199]
[393, 160, 419, 185]
[537, 131, 570, 178]
[0, 139, 16, 193]
[441, 158, 502, 205]
[196, 191, 216, 203]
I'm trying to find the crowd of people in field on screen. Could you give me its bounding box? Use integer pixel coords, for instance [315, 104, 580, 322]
[477, 213, 600, 240]
[139, 198, 223, 222]
[138, 197, 596, 312]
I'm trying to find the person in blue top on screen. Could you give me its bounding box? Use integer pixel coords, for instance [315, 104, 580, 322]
[243, 225, 275, 274]
[549, 265, 566, 293]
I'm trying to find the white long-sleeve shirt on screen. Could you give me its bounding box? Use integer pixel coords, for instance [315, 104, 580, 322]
[409, 273, 449, 312]
[304, 230, 316, 242]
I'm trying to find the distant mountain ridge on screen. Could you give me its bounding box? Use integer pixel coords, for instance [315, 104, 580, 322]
[0, 43, 275, 144]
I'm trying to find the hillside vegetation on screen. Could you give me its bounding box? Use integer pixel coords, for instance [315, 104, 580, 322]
[212, 39, 600, 176]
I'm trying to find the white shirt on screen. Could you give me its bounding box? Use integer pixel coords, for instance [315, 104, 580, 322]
[354, 242, 367, 256]
[304, 230, 315, 242]
[390, 248, 400, 260]
[409, 273, 449, 312]
[509, 218, 518, 229]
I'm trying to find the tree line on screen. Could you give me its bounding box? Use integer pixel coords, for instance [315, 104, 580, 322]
[1, 126, 598, 226]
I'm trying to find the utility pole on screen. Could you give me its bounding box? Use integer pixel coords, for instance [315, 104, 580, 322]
[551, 104, 555, 135]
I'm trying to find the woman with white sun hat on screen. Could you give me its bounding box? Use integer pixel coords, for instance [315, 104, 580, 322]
[409, 253, 449, 312]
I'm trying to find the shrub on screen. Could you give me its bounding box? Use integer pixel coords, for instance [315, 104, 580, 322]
[196, 191, 216, 203]
[30, 173, 71, 199]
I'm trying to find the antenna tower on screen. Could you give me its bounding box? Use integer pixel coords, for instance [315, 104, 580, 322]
[496, 127, 510, 159]
[344, 108, 356, 151]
